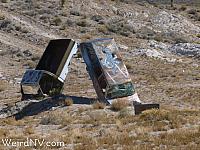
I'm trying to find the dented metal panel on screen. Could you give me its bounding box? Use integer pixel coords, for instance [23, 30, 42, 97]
[36, 39, 77, 82]
[21, 70, 43, 86]
[21, 39, 78, 99]
[59, 42, 78, 82]
[92, 38, 131, 85]
[80, 38, 135, 102]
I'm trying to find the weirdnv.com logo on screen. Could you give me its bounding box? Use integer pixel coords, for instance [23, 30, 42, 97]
[1, 138, 65, 147]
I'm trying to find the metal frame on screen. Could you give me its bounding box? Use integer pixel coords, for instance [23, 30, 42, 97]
[20, 39, 78, 99]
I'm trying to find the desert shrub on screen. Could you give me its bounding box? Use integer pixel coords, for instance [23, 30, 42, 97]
[106, 21, 132, 37]
[0, 20, 11, 29]
[174, 36, 189, 44]
[0, 128, 8, 138]
[59, 24, 66, 30]
[86, 111, 107, 124]
[111, 0, 132, 4]
[60, 0, 66, 7]
[1, 0, 7, 3]
[52, 16, 62, 26]
[76, 51, 82, 58]
[24, 126, 34, 135]
[156, 129, 200, 146]
[92, 101, 105, 109]
[140, 109, 169, 121]
[65, 19, 76, 27]
[136, 27, 156, 40]
[81, 34, 92, 40]
[40, 111, 72, 125]
[76, 20, 89, 27]
[125, 63, 132, 70]
[188, 9, 197, 15]
[194, 14, 200, 21]
[21, 28, 29, 33]
[15, 25, 21, 31]
[39, 15, 49, 23]
[0, 80, 7, 92]
[179, 6, 187, 11]
[120, 30, 130, 37]
[0, 13, 5, 20]
[31, 54, 41, 61]
[154, 34, 164, 42]
[111, 99, 129, 111]
[98, 25, 108, 34]
[1, 117, 24, 126]
[64, 97, 73, 106]
[118, 108, 131, 118]
[26, 60, 36, 69]
[78, 107, 88, 113]
[91, 15, 103, 22]
[161, 32, 190, 44]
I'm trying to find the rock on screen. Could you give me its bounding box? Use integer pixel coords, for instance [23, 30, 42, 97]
[70, 10, 80, 16]
[151, 11, 200, 36]
[132, 48, 165, 58]
[91, 15, 103, 22]
[0, 100, 33, 118]
[14, 77, 22, 84]
[118, 44, 129, 50]
[169, 43, 200, 58]
[149, 40, 170, 50]
[23, 49, 32, 57]
[0, 72, 3, 78]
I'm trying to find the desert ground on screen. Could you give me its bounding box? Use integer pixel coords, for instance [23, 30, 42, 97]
[0, 0, 200, 149]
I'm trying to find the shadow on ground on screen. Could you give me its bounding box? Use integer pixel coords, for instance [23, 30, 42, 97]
[14, 95, 95, 120]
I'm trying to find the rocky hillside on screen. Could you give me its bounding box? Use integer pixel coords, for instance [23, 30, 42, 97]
[0, 0, 200, 149]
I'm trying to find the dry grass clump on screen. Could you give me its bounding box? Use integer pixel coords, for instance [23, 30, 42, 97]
[188, 9, 197, 15]
[179, 5, 187, 11]
[0, 80, 8, 92]
[111, 99, 129, 111]
[40, 111, 73, 126]
[118, 108, 132, 118]
[64, 97, 73, 106]
[125, 63, 132, 70]
[74, 136, 98, 150]
[0, 128, 8, 138]
[92, 101, 105, 109]
[154, 129, 200, 146]
[1, 0, 7, 3]
[85, 111, 107, 125]
[97, 131, 140, 149]
[139, 109, 200, 130]
[1, 117, 25, 126]
[52, 16, 62, 26]
[24, 126, 34, 135]
[81, 34, 92, 40]
[0, 13, 5, 20]
[26, 60, 36, 69]
[81, 110, 116, 125]
[76, 20, 90, 27]
[140, 109, 170, 121]
[98, 25, 108, 34]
